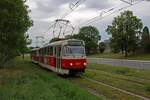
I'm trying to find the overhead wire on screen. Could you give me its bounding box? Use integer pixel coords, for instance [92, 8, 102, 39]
[61, 0, 87, 19]
[34, 0, 148, 46]
[40, 0, 87, 41]
[79, 0, 145, 27]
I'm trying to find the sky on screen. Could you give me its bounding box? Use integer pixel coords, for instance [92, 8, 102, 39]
[26, 0, 150, 47]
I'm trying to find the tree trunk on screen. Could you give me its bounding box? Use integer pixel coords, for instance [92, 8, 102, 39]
[125, 50, 128, 57]
[124, 46, 128, 57]
[22, 53, 24, 59]
[121, 48, 124, 54]
[0, 54, 9, 68]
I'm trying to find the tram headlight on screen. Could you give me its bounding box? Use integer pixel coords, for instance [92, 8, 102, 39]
[70, 63, 73, 66]
[83, 62, 87, 66]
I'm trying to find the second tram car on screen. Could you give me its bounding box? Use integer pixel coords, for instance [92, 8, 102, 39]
[31, 39, 87, 75]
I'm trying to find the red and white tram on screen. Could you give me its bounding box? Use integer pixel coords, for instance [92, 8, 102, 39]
[31, 39, 87, 75]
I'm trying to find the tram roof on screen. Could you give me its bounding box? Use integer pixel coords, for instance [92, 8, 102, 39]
[49, 39, 83, 46]
[31, 39, 84, 51]
[31, 48, 40, 51]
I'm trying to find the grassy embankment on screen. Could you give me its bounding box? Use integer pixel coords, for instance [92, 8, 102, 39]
[0, 57, 100, 100]
[74, 64, 150, 100]
[88, 53, 150, 61]
[1, 56, 150, 100]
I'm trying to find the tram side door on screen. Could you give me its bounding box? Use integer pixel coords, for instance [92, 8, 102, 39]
[55, 46, 61, 73]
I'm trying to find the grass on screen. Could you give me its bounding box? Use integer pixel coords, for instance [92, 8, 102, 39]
[88, 53, 124, 59]
[88, 53, 150, 61]
[1, 56, 149, 100]
[73, 78, 141, 100]
[114, 68, 130, 75]
[145, 84, 150, 92]
[0, 57, 100, 100]
[85, 64, 150, 98]
[87, 64, 150, 80]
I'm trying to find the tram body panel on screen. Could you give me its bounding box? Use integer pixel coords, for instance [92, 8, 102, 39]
[61, 58, 86, 69]
[48, 56, 56, 67]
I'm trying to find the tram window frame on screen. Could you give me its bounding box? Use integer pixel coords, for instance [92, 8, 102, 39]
[54, 46, 57, 56]
[58, 46, 61, 57]
[40, 49, 42, 56]
[43, 48, 45, 56]
[47, 47, 49, 55]
[54, 45, 61, 58]
[43, 49, 44, 55]
[39, 49, 41, 56]
[43, 48, 44, 56]
[36, 51, 38, 55]
[41, 49, 44, 56]
[46, 47, 48, 56]
[53, 46, 55, 56]
[44, 47, 46, 56]
[46, 47, 47, 55]
[35, 50, 37, 56]
[41, 49, 42, 56]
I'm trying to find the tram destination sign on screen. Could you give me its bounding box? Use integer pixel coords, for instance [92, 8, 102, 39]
[68, 41, 84, 46]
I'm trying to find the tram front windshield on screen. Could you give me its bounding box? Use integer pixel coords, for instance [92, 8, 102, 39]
[63, 46, 85, 56]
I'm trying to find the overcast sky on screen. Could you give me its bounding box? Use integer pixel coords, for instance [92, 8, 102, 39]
[26, 0, 150, 46]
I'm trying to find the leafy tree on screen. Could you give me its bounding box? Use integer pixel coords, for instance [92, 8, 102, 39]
[65, 34, 81, 39]
[141, 26, 150, 52]
[109, 38, 120, 53]
[106, 10, 143, 56]
[99, 42, 106, 53]
[0, 0, 32, 67]
[19, 34, 32, 59]
[75, 26, 100, 54]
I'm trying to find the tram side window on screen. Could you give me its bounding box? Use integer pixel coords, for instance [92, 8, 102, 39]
[43, 48, 46, 55]
[46, 47, 49, 55]
[40, 49, 42, 56]
[47, 47, 49, 55]
[36, 50, 39, 56]
[42, 48, 45, 56]
[35, 51, 37, 56]
[34, 51, 36, 56]
[39, 49, 41, 56]
[58, 46, 61, 57]
[54, 47, 56, 56]
[45, 47, 48, 55]
[42, 48, 44, 56]
[49, 46, 53, 56]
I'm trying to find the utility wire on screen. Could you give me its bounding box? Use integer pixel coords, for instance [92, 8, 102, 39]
[61, 0, 87, 19]
[42, 0, 87, 37]
[79, 0, 145, 27]
[36, 0, 148, 45]
[80, 2, 125, 26]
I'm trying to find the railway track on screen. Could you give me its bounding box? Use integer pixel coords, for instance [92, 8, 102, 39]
[82, 76, 150, 100]
[67, 75, 150, 100]
[87, 68, 150, 85]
